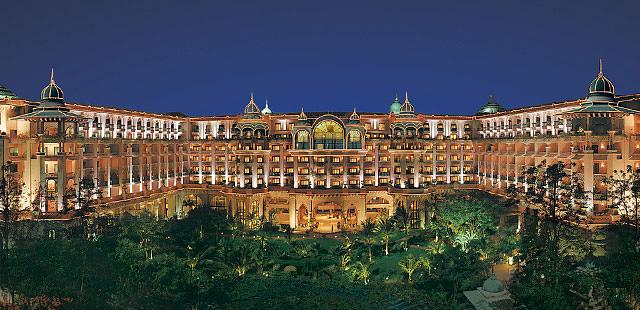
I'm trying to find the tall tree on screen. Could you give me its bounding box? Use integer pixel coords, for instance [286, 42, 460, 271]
[518, 161, 586, 221]
[374, 215, 394, 256]
[605, 165, 640, 241]
[399, 254, 422, 283]
[0, 169, 23, 260]
[359, 219, 376, 262]
[68, 178, 103, 239]
[392, 205, 411, 250]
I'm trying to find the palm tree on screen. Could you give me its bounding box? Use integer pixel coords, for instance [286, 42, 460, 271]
[419, 256, 432, 275]
[340, 254, 351, 271]
[426, 241, 446, 255]
[186, 244, 216, 277]
[229, 242, 256, 277]
[351, 261, 371, 285]
[360, 219, 377, 262]
[399, 254, 422, 283]
[374, 216, 395, 256]
[454, 230, 478, 253]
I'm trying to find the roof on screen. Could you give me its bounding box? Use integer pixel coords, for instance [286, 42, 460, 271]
[0, 85, 17, 99]
[12, 108, 86, 121]
[476, 96, 506, 115]
[562, 103, 639, 115]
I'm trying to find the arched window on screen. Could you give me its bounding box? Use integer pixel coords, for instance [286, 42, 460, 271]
[295, 130, 310, 149]
[348, 130, 362, 149]
[313, 120, 344, 149]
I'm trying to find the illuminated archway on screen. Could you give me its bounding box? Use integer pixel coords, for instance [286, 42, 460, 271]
[313, 120, 344, 149]
[295, 130, 310, 149]
[347, 130, 362, 149]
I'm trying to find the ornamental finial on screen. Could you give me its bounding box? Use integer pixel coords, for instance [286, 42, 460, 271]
[599, 59, 603, 75]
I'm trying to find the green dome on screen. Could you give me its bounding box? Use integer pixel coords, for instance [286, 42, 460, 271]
[390, 95, 402, 114]
[476, 95, 505, 115]
[40, 69, 64, 103]
[400, 92, 415, 115]
[482, 274, 504, 293]
[0, 85, 16, 99]
[588, 61, 615, 97]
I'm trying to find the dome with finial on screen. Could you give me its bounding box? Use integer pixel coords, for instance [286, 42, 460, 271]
[296, 107, 309, 125]
[40, 68, 64, 103]
[588, 59, 615, 98]
[298, 107, 307, 120]
[390, 94, 402, 114]
[400, 91, 415, 114]
[481, 274, 504, 293]
[261, 99, 272, 115]
[349, 108, 360, 124]
[0, 84, 17, 99]
[243, 93, 260, 114]
[476, 95, 506, 115]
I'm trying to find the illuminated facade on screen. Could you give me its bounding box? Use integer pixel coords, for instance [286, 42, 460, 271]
[1, 64, 639, 230]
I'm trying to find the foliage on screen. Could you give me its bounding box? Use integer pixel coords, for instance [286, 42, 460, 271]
[398, 254, 421, 282]
[604, 165, 640, 241]
[374, 215, 395, 256]
[514, 161, 586, 220]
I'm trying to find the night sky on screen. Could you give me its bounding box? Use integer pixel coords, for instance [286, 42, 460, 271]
[1, 0, 639, 116]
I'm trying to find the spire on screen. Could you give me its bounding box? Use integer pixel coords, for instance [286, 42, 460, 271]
[599, 59, 603, 75]
[399, 90, 415, 115]
[50, 68, 55, 84]
[243, 92, 260, 114]
[261, 98, 272, 115]
[298, 107, 307, 120]
[349, 107, 360, 121]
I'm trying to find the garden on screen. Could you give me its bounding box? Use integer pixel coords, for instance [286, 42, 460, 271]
[0, 189, 638, 309]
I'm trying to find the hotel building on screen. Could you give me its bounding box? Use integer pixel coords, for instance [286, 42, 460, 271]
[1, 64, 639, 231]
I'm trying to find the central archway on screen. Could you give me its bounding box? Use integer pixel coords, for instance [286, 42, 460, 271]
[313, 119, 344, 149]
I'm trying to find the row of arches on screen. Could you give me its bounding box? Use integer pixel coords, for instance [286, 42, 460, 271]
[296, 119, 363, 150]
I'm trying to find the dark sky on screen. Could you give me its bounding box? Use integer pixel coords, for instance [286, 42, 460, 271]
[1, 0, 639, 116]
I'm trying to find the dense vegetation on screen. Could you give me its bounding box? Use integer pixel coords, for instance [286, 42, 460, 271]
[0, 190, 638, 309]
